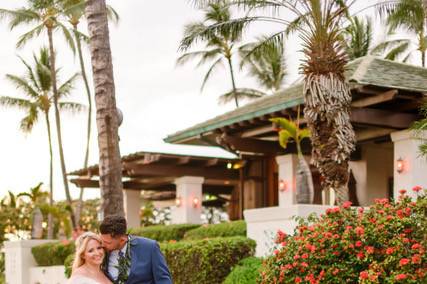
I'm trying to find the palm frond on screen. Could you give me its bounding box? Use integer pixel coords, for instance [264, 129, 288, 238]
[34, 48, 53, 92]
[278, 129, 292, 149]
[218, 87, 265, 104]
[18, 56, 39, 91]
[20, 104, 39, 133]
[0, 8, 40, 30]
[176, 50, 214, 66]
[16, 23, 44, 49]
[58, 102, 85, 113]
[58, 73, 80, 98]
[370, 38, 410, 55]
[57, 22, 76, 54]
[5, 74, 39, 98]
[0, 96, 33, 110]
[384, 41, 410, 61]
[200, 57, 224, 92]
[270, 117, 297, 137]
[107, 5, 120, 23]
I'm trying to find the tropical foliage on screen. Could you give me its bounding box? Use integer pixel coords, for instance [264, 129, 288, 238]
[178, 1, 264, 107]
[412, 103, 427, 156]
[376, 0, 427, 66]
[260, 188, 427, 283]
[271, 115, 314, 203]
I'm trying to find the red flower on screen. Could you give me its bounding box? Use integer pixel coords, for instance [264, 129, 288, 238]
[399, 189, 407, 195]
[358, 207, 364, 214]
[355, 241, 363, 247]
[294, 276, 302, 283]
[343, 201, 352, 209]
[386, 247, 394, 255]
[355, 226, 365, 236]
[412, 186, 422, 192]
[395, 274, 407, 280]
[301, 262, 308, 268]
[356, 252, 365, 259]
[359, 271, 369, 280]
[365, 246, 375, 254]
[412, 254, 421, 264]
[411, 243, 421, 250]
[399, 258, 410, 266]
[273, 249, 279, 255]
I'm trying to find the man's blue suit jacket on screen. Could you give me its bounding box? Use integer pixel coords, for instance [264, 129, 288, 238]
[104, 235, 172, 284]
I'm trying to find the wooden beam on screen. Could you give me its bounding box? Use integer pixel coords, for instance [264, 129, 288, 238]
[219, 135, 284, 155]
[351, 108, 418, 129]
[176, 156, 191, 165]
[204, 158, 219, 167]
[70, 178, 99, 188]
[241, 125, 274, 138]
[352, 90, 398, 107]
[356, 127, 395, 142]
[126, 163, 239, 180]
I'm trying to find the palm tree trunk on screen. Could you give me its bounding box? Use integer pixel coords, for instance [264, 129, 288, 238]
[47, 27, 77, 229]
[304, 74, 355, 205]
[85, 0, 124, 217]
[45, 113, 54, 239]
[73, 24, 93, 224]
[295, 140, 314, 204]
[226, 56, 239, 108]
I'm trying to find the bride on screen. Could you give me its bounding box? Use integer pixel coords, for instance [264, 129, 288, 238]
[67, 232, 112, 284]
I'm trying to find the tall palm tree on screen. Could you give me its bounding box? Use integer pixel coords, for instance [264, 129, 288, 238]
[343, 16, 373, 60]
[59, 0, 119, 224]
[191, 0, 356, 204]
[239, 36, 287, 93]
[178, 1, 263, 107]
[85, 0, 124, 217]
[0, 0, 78, 228]
[0, 48, 82, 236]
[377, 0, 427, 66]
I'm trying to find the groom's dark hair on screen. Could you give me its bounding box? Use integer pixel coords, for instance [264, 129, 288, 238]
[100, 214, 127, 237]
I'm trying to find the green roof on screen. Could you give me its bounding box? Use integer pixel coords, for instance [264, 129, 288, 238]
[165, 56, 427, 144]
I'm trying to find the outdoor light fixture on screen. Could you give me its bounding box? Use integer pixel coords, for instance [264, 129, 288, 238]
[227, 162, 233, 169]
[192, 197, 200, 208]
[175, 196, 182, 207]
[396, 157, 405, 174]
[279, 179, 288, 192]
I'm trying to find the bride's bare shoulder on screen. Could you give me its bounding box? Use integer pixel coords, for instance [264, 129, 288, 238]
[67, 268, 93, 284]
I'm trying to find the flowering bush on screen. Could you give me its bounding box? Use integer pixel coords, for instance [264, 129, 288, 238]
[259, 188, 427, 283]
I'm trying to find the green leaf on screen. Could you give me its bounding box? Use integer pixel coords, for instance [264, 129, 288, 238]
[278, 130, 292, 149]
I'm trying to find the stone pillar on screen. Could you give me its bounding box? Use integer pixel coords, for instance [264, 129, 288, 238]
[276, 154, 299, 207]
[123, 190, 141, 229]
[171, 176, 204, 224]
[391, 130, 427, 199]
[4, 239, 54, 284]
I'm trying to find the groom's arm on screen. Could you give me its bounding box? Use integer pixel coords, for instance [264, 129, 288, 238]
[151, 241, 173, 284]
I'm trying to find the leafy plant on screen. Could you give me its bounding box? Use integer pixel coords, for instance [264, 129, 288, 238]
[223, 257, 263, 284]
[128, 224, 201, 242]
[32, 241, 75, 266]
[259, 188, 427, 283]
[184, 220, 246, 240]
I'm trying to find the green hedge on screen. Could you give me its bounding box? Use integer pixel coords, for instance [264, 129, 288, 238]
[129, 224, 200, 242]
[223, 257, 263, 284]
[64, 254, 74, 278]
[32, 241, 75, 266]
[162, 237, 255, 284]
[184, 221, 246, 240]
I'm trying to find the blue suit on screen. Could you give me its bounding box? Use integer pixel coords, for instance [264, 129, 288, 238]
[104, 235, 172, 284]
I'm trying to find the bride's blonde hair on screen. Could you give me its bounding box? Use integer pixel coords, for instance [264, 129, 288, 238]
[72, 232, 104, 272]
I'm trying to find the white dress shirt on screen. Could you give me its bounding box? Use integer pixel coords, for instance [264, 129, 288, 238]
[108, 242, 128, 281]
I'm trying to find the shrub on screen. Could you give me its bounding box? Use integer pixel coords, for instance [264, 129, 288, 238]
[223, 257, 263, 284]
[128, 224, 200, 242]
[64, 254, 74, 278]
[260, 188, 427, 283]
[32, 241, 75, 266]
[184, 220, 246, 240]
[162, 237, 256, 284]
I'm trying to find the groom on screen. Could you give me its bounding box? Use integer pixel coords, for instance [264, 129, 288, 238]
[99, 214, 172, 284]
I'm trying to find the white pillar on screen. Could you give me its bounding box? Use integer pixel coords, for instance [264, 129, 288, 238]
[123, 190, 141, 229]
[4, 239, 54, 284]
[391, 130, 427, 199]
[171, 176, 204, 224]
[276, 154, 298, 207]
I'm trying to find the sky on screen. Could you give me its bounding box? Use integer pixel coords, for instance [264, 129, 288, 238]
[0, 0, 414, 201]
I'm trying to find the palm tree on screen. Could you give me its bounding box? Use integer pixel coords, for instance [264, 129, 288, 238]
[0, 48, 82, 236]
[190, 0, 356, 204]
[0, 0, 78, 228]
[85, 0, 124, 217]
[59, 0, 119, 224]
[377, 0, 427, 66]
[412, 103, 427, 156]
[343, 16, 373, 60]
[271, 114, 314, 204]
[239, 36, 287, 93]
[178, 1, 263, 107]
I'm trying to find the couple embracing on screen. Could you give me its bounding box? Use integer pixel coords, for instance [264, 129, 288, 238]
[67, 215, 172, 284]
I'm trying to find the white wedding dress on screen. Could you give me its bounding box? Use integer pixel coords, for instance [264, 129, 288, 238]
[67, 275, 102, 284]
